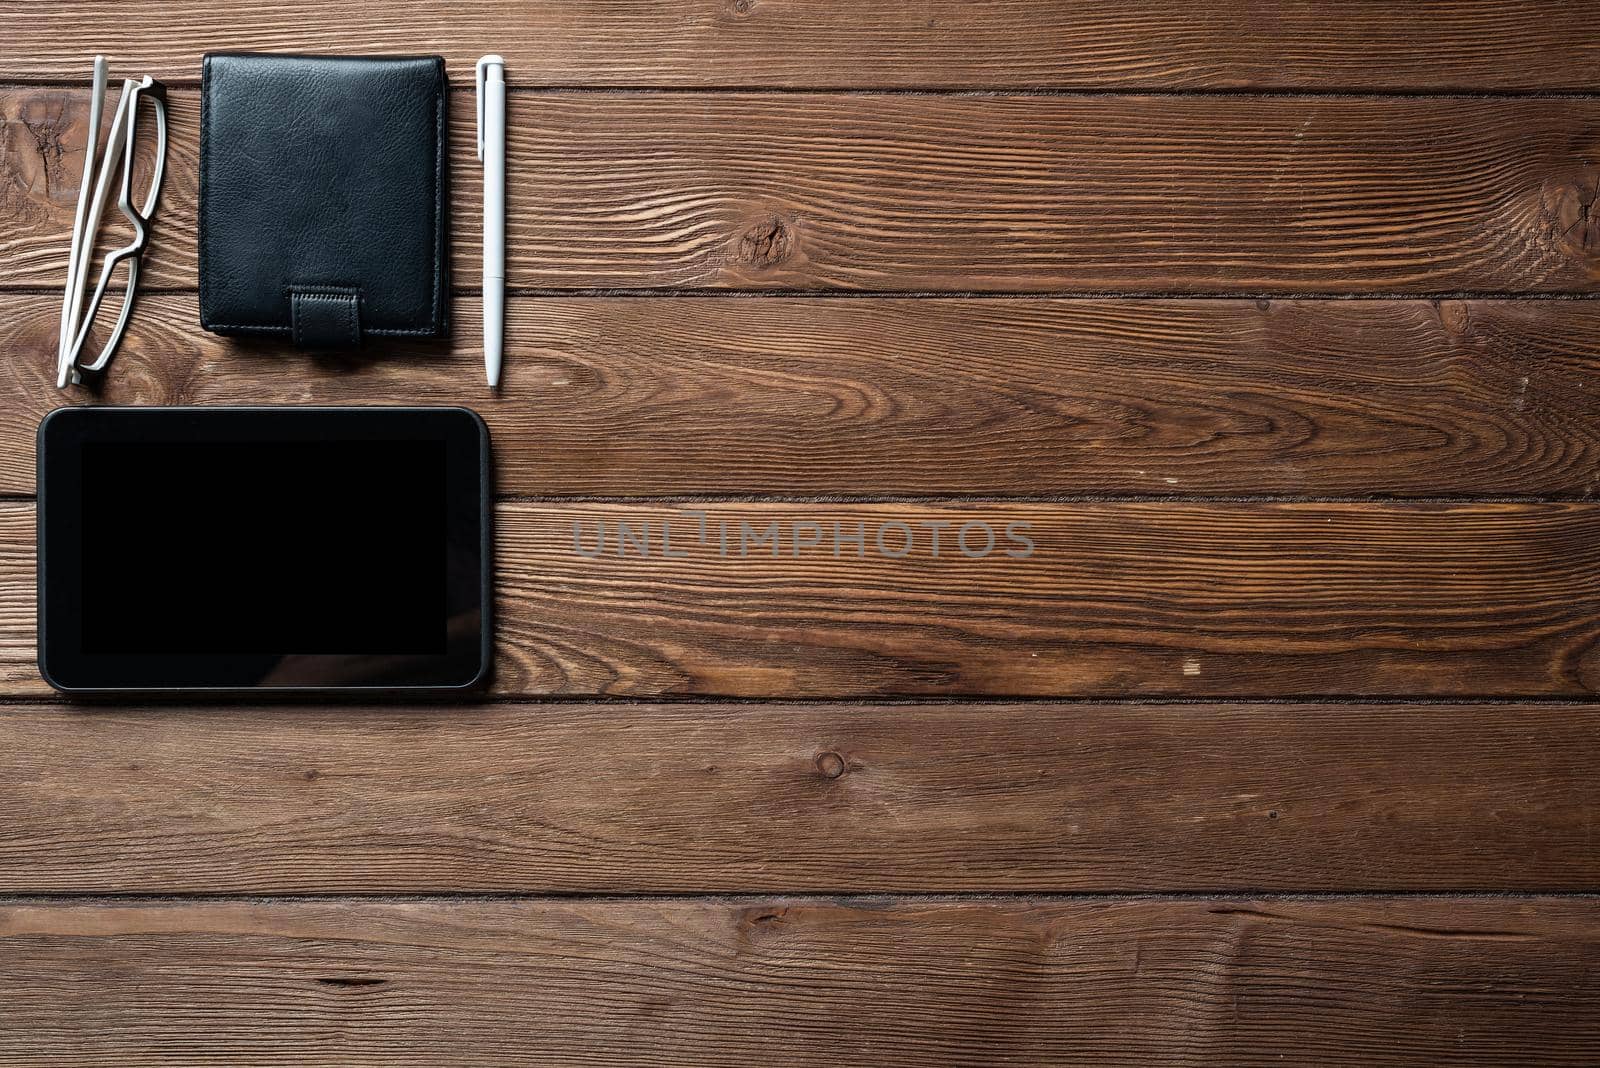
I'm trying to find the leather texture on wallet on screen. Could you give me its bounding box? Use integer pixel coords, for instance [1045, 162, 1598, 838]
[199, 53, 448, 347]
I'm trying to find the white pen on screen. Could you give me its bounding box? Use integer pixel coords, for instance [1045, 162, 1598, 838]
[476, 55, 506, 389]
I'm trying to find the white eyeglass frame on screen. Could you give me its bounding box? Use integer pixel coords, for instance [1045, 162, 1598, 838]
[58, 62, 168, 389]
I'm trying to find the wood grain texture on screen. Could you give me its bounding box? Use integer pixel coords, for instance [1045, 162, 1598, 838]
[0, 506, 32, 696]
[7, 88, 1600, 292]
[4, 1, 1599, 90]
[3, 897, 1597, 1066]
[5, 293, 1600, 499]
[498, 501, 1600, 698]
[2, 86, 192, 290]
[3, 6, 1598, 1057]
[2, 702, 1597, 893]
[7, 500, 1600, 698]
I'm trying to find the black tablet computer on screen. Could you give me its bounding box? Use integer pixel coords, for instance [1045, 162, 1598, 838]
[38, 406, 491, 696]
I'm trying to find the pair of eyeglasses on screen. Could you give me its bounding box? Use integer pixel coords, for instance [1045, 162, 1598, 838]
[57, 56, 168, 389]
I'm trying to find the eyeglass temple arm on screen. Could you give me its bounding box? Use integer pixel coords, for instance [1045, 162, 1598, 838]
[57, 56, 107, 374]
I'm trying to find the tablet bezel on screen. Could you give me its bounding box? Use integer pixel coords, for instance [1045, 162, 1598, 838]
[37, 406, 492, 696]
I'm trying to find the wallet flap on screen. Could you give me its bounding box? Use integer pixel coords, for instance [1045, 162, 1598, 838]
[199, 53, 448, 345]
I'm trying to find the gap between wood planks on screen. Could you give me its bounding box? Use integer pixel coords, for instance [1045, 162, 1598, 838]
[5, 692, 1600, 706]
[0, 494, 1587, 504]
[8, 286, 1600, 300]
[10, 81, 1600, 99]
[1, 891, 1597, 903]
[7, 692, 1600, 711]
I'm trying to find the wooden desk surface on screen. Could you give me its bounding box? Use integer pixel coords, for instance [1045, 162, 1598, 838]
[2, 3, 1598, 1062]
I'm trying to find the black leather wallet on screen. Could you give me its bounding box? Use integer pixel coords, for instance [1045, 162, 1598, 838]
[199, 53, 449, 349]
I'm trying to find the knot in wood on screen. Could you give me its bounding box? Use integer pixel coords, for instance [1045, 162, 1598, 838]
[815, 751, 847, 779]
[16, 93, 75, 198]
[738, 214, 794, 268]
[1541, 168, 1600, 261]
[1435, 300, 1471, 337]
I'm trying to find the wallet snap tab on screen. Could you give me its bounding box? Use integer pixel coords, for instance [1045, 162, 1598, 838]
[290, 287, 362, 349]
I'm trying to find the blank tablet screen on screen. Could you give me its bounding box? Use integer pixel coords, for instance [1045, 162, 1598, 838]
[81, 440, 446, 655]
[38, 407, 490, 694]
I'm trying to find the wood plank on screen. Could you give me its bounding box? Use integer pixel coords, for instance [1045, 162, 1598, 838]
[5, 1, 1599, 90]
[2, 898, 1596, 1065]
[7, 89, 1600, 293]
[6, 293, 1600, 499]
[6, 500, 1600, 698]
[492, 500, 1600, 698]
[2, 701, 1597, 893]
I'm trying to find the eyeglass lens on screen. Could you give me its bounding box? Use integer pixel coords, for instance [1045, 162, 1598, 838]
[122, 88, 165, 221]
[72, 252, 136, 364]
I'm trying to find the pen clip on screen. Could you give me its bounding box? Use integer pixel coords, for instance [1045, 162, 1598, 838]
[475, 55, 504, 162]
